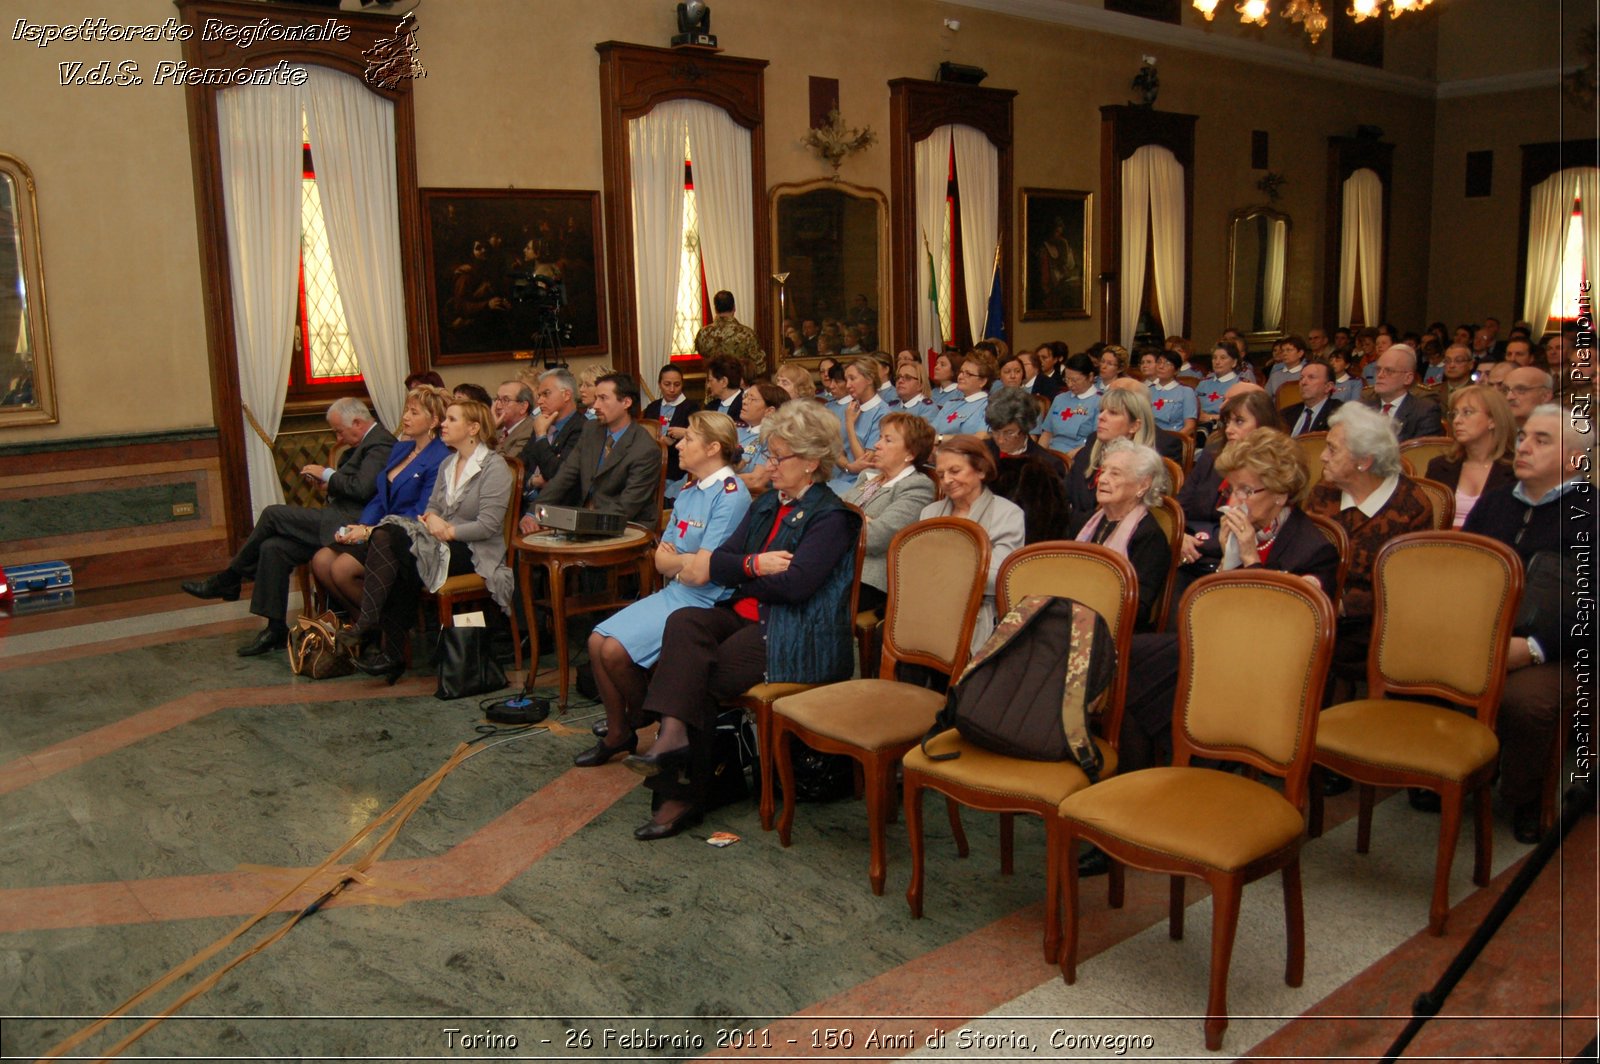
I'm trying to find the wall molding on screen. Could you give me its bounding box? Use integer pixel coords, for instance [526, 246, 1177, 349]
[1434, 67, 1572, 100]
[0, 428, 217, 459]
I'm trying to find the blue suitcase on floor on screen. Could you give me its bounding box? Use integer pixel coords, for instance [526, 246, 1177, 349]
[3, 560, 74, 594]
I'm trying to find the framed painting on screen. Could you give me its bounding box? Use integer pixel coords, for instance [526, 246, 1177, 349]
[1020, 188, 1091, 321]
[420, 188, 607, 364]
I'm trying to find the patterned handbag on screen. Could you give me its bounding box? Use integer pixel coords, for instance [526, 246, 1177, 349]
[287, 610, 356, 680]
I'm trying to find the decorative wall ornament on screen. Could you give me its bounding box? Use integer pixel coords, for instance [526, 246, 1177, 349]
[801, 109, 876, 178]
[1256, 171, 1288, 201]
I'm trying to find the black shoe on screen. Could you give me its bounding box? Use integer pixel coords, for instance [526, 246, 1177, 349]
[591, 719, 610, 738]
[1076, 845, 1111, 878]
[237, 625, 287, 657]
[573, 732, 637, 768]
[1407, 787, 1442, 814]
[1321, 772, 1353, 797]
[354, 647, 405, 685]
[183, 572, 241, 602]
[633, 806, 702, 841]
[485, 697, 552, 726]
[623, 743, 692, 779]
[1513, 803, 1542, 845]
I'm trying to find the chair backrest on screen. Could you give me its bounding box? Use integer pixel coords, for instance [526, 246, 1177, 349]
[842, 500, 868, 627]
[997, 543, 1139, 747]
[1294, 431, 1328, 487]
[1161, 455, 1185, 495]
[1176, 430, 1196, 473]
[1410, 475, 1455, 530]
[1146, 494, 1185, 631]
[652, 441, 670, 517]
[502, 455, 524, 552]
[1300, 509, 1350, 606]
[1275, 379, 1302, 410]
[1173, 571, 1336, 809]
[882, 517, 991, 680]
[1368, 531, 1523, 723]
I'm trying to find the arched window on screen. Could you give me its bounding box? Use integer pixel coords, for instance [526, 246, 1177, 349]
[1550, 183, 1587, 323]
[292, 111, 360, 393]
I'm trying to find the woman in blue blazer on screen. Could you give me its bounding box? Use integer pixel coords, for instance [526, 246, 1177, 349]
[311, 385, 451, 616]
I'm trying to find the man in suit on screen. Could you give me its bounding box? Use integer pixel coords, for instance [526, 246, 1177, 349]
[1282, 358, 1343, 437]
[1365, 343, 1442, 442]
[520, 372, 661, 530]
[492, 380, 536, 457]
[183, 397, 395, 656]
[518, 367, 586, 505]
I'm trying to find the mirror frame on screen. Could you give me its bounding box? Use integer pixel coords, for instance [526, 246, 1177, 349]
[769, 178, 891, 358]
[0, 153, 57, 427]
[1226, 204, 1292, 344]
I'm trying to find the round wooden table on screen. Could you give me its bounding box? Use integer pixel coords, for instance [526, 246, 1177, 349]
[514, 524, 656, 708]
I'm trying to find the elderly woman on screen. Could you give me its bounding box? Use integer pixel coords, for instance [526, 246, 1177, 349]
[939, 350, 996, 437]
[622, 401, 863, 839]
[1176, 389, 1283, 576]
[577, 412, 751, 768]
[833, 357, 888, 493]
[1040, 353, 1102, 455]
[1426, 384, 1516, 527]
[335, 400, 514, 682]
[1074, 439, 1173, 631]
[919, 436, 1026, 656]
[1307, 403, 1435, 677]
[984, 386, 1070, 543]
[773, 363, 813, 403]
[930, 350, 963, 409]
[843, 412, 937, 616]
[735, 382, 789, 493]
[893, 360, 940, 426]
[1063, 385, 1161, 534]
[311, 385, 452, 619]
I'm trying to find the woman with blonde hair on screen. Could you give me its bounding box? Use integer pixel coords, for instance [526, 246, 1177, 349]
[1425, 384, 1516, 528]
[1063, 384, 1159, 533]
[577, 363, 614, 419]
[892, 359, 939, 426]
[774, 363, 814, 402]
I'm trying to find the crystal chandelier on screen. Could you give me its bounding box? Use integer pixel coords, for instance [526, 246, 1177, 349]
[1193, 0, 1430, 44]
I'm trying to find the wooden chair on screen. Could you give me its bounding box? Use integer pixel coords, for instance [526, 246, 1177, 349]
[732, 503, 867, 833]
[1410, 475, 1456, 530]
[1145, 494, 1185, 632]
[902, 543, 1138, 962]
[429, 455, 524, 671]
[1275, 379, 1302, 411]
[769, 517, 989, 893]
[1161, 455, 1185, 495]
[1301, 510, 1350, 606]
[1309, 532, 1523, 935]
[1294, 431, 1328, 488]
[1058, 570, 1336, 1051]
[1398, 436, 1453, 479]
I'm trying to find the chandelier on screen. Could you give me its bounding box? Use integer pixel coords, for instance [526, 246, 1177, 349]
[1192, 0, 1432, 44]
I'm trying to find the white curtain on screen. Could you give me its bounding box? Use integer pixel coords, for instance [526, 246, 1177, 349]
[1576, 169, 1600, 328]
[217, 82, 303, 518]
[914, 128, 952, 357]
[683, 102, 754, 346]
[303, 68, 407, 432]
[1338, 168, 1383, 327]
[1523, 171, 1574, 338]
[1261, 217, 1287, 333]
[951, 125, 999, 341]
[628, 101, 690, 387]
[1146, 146, 1185, 342]
[1119, 147, 1153, 347]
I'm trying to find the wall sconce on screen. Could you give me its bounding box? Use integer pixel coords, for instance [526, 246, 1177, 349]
[802, 109, 876, 179]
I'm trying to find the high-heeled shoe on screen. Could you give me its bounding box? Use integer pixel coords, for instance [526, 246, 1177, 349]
[633, 805, 702, 841]
[573, 731, 637, 768]
[623, 743, 691, 779]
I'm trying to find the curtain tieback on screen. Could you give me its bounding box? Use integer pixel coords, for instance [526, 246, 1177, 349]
[242, 404, 276, 448]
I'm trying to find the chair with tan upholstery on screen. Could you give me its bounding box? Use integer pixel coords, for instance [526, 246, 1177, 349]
[1300, 510, 1350, 606]
[769, 517, 989, 893]
[1057, 570, 1336, 1051]
[427, 455, 524, 671]
[1145, 494, 1185, 631]
[732, 504, 867, 833]
[1308, 531, 1523, 935]
[1161, 455, 1185, 495]
[1409, 476, 1455, 530]
[1399, 435, 1454, 477]
[1275, 379, 1302, 411]
[1294, 431, 1327, 488]
[902, 543, 1137, 962]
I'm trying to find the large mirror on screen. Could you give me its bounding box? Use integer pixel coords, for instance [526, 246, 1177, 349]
[771, 179, 889, 361]
[1226, 205, 1290, 342]
[0, 154, 56, 426]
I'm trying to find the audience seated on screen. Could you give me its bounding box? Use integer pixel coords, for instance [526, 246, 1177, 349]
[891, 360, 940, 426]
[1062, 384, 1161, 534]
[1034, 341, 1067, 397]
[1175, 389, 1283, 589]
[575, 364, 615, 421]
[930, 350, 963, 409]
[521, 373, 661, 531]
[641, 364, 700, 489]
[518, 367, 586, 507]
[1074, 439, 1174, 631]
[919, 436, 1025, 656]
[984, 386, 1070, 543]
[491, 380, 537, 457]
[623, 401, 863, 840]
[453, 382, 493, 407]
[832, 358, 887, 494]
[182, 397, 395, 656]
[1503, 367, 1555, 427]
[704, 356, 746, 422]
[1040, 353, 1102, 454]
[736, 382, 789, 493]
[1266, 335, 1309, 398]
[1281, 358, 1343, 438]
[841, 412, 937, 616]
[1194, 341, 1246, 432]
[1364, 344, 1443, 442]
[773, 363, 813, 403]
[310, 385, 451, 621]
[937, 350, 995, 437]
[1426, 384, 1516, 528]
[995, 352, 1027, 391]
[1147, 348, 1199, 435]
[335, 399, 513, 683]
[579, 412, 752, 769]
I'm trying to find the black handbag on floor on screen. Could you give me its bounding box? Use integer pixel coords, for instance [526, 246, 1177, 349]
[434, 626, 507, 700]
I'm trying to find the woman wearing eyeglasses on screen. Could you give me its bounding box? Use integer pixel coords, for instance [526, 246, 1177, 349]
[936, 351, 996, 437]
[1425, 384, 1516, 528]
[983, 386, 1070, 544]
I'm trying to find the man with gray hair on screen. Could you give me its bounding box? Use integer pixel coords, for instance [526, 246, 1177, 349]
[518, 367, 585, 505]
[1502, 366, 1554, 427]
[184, 397, 395, 655]
[1363, 343, 1442, 442]
[492, 379, 536, 456]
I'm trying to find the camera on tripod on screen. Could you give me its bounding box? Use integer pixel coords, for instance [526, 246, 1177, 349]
[507, 270, 573, 368]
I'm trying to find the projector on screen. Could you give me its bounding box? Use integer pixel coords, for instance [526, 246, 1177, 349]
[533, 504, 627, 538]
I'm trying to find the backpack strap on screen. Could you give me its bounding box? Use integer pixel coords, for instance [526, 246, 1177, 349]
[1060, 601, 1106, 783]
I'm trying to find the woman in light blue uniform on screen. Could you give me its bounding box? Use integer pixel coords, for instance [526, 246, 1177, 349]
[938, 350, 995, 437]
[830, 357, 887, 493]
[735, 382, 789, 493]
[1040, 352, 1102, 454]
[1194, 341, 1246, 430]
[930, 350, 963, 411]
[1328, 349, 1365, 404]
[1147, 348, 1198, 434]
[893, 360, 942, 427]
[581, 411, 752, 768]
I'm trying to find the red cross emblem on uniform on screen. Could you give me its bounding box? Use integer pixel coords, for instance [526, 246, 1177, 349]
[1153, 398, 1166, 410]
[676, 519, 690, 537]
[1060, 408, 1074, 420]
[947, 411, 959, 423]
[1207, 391, 1221, 403]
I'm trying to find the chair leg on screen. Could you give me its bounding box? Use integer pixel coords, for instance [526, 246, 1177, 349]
[864, 753, 889, 896]
[1059, 835, 1081, 984]
[905, 776, 925, 918]
[437, 593, 453, 628]
[1108, 859, 1125, 910]
[999, 813, 1015, 875]
[775, 724, 797, 848]
[506, 603, 523, 672]
[1472, 784, 1493, 887]
[1282, 858, 1305, 987]
[1541, 733, 1560, 833]
[1203, 876, 1243, 1052]
[946, 798, 969, 858]
[1043, 820, 1062, 965]
[756, 703, 776, 832]
[1308, 767, 1326, 838]
[1168, 876, 1185, 940]
[1356, 784, 1376, 854]
[1430, 788, 1463, 936]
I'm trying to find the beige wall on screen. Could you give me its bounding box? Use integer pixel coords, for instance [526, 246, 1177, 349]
[1, 0, 1575, 445]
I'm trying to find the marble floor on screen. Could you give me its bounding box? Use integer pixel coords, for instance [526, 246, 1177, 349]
[0, 583, 1594, 1062]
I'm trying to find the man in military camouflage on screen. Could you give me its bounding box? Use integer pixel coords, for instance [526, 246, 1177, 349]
[694, 290, 766, 379]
